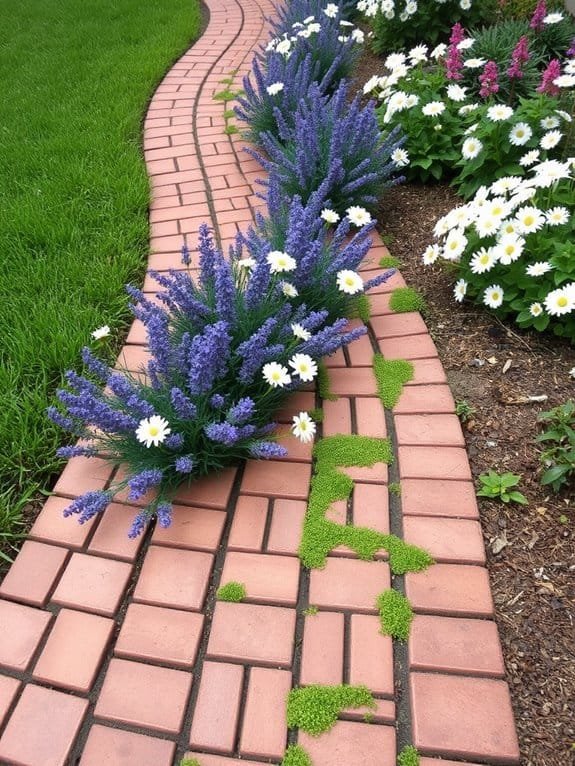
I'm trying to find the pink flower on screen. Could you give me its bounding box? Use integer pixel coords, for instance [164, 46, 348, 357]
[530, 0, 546, 31]
[479, 61, 500, 98]
[507, 36, 530, 80]
[537, 58, 562, 96]
[446, 23, 465, 81]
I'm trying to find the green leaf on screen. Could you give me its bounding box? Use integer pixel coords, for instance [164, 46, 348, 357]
[541, 465, 570, 485]
[508, 491, 528, 505]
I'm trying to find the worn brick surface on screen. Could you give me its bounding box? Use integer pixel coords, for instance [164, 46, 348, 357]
[80, 725, 176, 766]
[300, 721, 396, 765]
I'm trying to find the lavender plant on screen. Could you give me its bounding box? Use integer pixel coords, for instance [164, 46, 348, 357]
[249, 82, 405, 214]
[49, 226, 384, 537]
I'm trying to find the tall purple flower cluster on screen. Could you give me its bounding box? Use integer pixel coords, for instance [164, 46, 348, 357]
[479, 61, 500, 98]
[249, 82, 405, 213]
[529, 0, 546, 32]
[446, 23, 466, 81]
[507, 36, 530, 80]
[537, 58, 562, 95]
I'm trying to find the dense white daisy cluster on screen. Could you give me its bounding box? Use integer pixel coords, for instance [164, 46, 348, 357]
[356, 0, 474, 22]
[265, 14, 364, 56]
[423, 159, 575, 326]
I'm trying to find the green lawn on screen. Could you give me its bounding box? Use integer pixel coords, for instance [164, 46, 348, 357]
[0, 0, 201, 551]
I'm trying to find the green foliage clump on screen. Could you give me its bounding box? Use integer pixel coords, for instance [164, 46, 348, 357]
[309, 408, 324, 423]
[303, 605, 319, 616]
[477, 471, 528, 505]
[348, 294, 372, 323]
[373, 354, 413, 410]
[299, 435, 433, 571]
[389, 481, 402, 496]
[389, 287, 426, 314]
[180, 759, 201, 766]
[536, 400, 575, 492]
[455, 400, 477, 423]
[377, 589, 414, 641]
[287, 685, 375, 735]
[379, 255, 400, 269]
[318, 361, 338, 402]
[398, 745, 420, 766]
[216, 581, 247, 602]
[281, 745, 312, 766]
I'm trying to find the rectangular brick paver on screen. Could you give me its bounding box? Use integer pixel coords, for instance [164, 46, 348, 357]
[402, 479, 479, 518]
[406, 564, 494, 617]
[0, 600, 52, 671]
[190, 661, 244, 753]
[133, 546, 213, 611]
[300, 611, 345, 686]
[80, 725, 176, 766]
[220, 551, 300, 605]
[240, 667, 291, 759]
[151, 504, 226, 550]
[349, 614, 394, 695]
[309, 558, 390, 612]
[299, 720, 396, 766]
[0, 676, 20, 728]
[228, 495, 268, 551]
[51, 552, 132, 616]
[267, 499, 307, 555]
[242, 460, 312, 499]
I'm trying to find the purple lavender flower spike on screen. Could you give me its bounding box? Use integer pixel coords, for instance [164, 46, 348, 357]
[175, 456, 194, 473]
[127, 469, 163, 502]
[170, 388, 197, 420]
[156, 503, 173, 528]
[128, 511, 149, 539]
[227, 397, 256, 425]
[63, 491, 111, 524]
[165, 433, 184, 450]
[249, 441, 288, 458]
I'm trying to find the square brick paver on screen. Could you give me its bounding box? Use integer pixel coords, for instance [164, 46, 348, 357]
[80, 725, 175, 766]
[29, 495, 95, 548]
[0, 676, 20, 728]
[220, 551, 300, 605]
[0, 540, 69, 607]
[95, 658, 192, 734]
[115, 603, 204, 667]
[0, 600, 52, 671]
[33, 609, 114, 692]
[0, 684, 88, 766]
[51, 552, 132, 616]
[133, 546, 213, 610]
[53, 455, 112, 496]
[207, 602, 296, 667]
[309, 558, 390, 612]
[88, 503, 146, 561]
[410, 673, 520, 763]
[299, 720, 396, 765]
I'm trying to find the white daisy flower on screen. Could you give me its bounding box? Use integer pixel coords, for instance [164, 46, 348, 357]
[303, 15, 315, 23]
[409, 44, 428, 64]
[464, 123, 478, 134]
[566, 61, 575, 74]
[475, 214, 500, 238]
[291, 323, 311, 341]
[387, 90, 410, 113]
[462, 137, 483, 159]
[487, 104, 514, 122]
[457, 37, 475, 50]
[531, 159, 572, 186]
[433, 215, 451, 237]
[459, 103, 480, 115]
[487, 197, 511, 221]
[276, 39, 291, 55]
[289, 353, 318, 382]
[321, 208, 340, 224]
[385, 52, 406, 70]
[553, 75, 575, 88]
[470, 247, 497, 274]
[237, 257, 256, 269]
[351, 28, 365, 44]
[363, 74, 381, 94]
[422, 101, 446, 116]
[267, 250, 297, 273]
[266, 82, 284, 96]
[460, 0, 471, 10]
[546, 206, 569, 226]
[454, 278, 468, 302]
[509, 122, 532, 146]
[514, 206, 546, 234]
[443, 228, 468, 260]
[91, 325, 111, 340]
[430, 43, 447, 59]
[529, 302, 544, 317]
[464, 57, 487, 69]
[280, 281, 299, 298]
[544, 285, 575, 316]
[447, 84, 467, 101]
[291, 412, 317, 443]
[569, 366, 575, 378]
[556, 109, 573, 122]
[405, 94, 420, 108]
[491, 176, 522, 195]
[391, 147, 410, 167]
[540, 130, 562, 150]
[422, 243, 441, 265]
[262, 361, 291, 388]
[519, 149, 540, 167]
[543, 12, 563, 23]
[495, 234, 525, 265]
[336, 269, 364, 294]
[483, 284, 504, 309]
[323, 3, 339, 17]
[498, 219, 519, 237]
[136, 415, 171, 448]
[540, 116, 560, 130]
[346, 206, 372, 227]
[526, 261, 553, 277]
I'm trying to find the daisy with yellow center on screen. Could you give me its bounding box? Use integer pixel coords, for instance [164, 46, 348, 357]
[291, 412, 317, 443]
[544, 286, 575, 316]
[288, 353, 318, 382]
[262, 362, 292, 388]
[266, 250, 297, 273]
[336, 269, 364, 295]
[135, 416, 171, 448]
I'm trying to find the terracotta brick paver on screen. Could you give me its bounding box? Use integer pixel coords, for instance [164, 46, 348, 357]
[0, 0, 519, 761]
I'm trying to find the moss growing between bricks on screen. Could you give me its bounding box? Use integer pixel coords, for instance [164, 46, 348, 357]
[216, 581, 246, 602]
[379, 255, 400, 269]
[287, 685, 376, 736]
[373, 353, 413, 409]
[303, 605, 319, 616]
[309, 408, 324, 423]
[389, 287, 426, 314]
[281, 744, 313, 766]
[377, 589, 414, 641]
[298, 436, 433, 570]
[180, 760, 201, 766]
[389, 481, 402, 496]
[348, 294, 371, 323]
[398, 745, 420, 766]
[318, 361, 338, 401]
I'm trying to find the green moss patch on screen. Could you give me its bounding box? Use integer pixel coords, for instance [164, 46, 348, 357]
[287, 685, 375, 736]
[299, 435, 432, 570]
[318, 361, 338, 401]
[216, 581, 246, 602]
[303, 605, 319, 616]
[373, 354, 413, 409]
[398, 745, 420, 766]
[379, 255, 400, 269]
[180, 760, 201, 766]
[389, 287, 426, 314]
[309, 408, 324, 423]
[348, 294, 371, 323]
[377, 589, 414, 641]
[389, 481, 402, 496]
[281, 744, 313, 766]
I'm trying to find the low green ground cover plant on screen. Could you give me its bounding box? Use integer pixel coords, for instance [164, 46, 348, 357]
[389, 286, 426, 313]
[0, 0, 201, 544]
[287, 684, 375, 735]
[536, 400, 575, 490]
[216, 582, 246, 602]
[477, 471, 528, 503]
[377, 589, 414, 640]
[281, 745, 312, 766]
[398, 745, 420, 766]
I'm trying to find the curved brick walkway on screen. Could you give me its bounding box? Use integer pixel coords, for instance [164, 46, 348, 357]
[0, 2, 521, 765]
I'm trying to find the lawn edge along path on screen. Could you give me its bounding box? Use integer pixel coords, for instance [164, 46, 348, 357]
[0, 0, 520, 764]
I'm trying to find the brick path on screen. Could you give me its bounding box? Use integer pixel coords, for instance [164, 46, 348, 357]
[0, 1, 521, 764]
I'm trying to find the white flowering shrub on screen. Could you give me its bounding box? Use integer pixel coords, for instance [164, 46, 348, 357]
[358, 0, 493, 52]
[423, 159, 575, 340]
